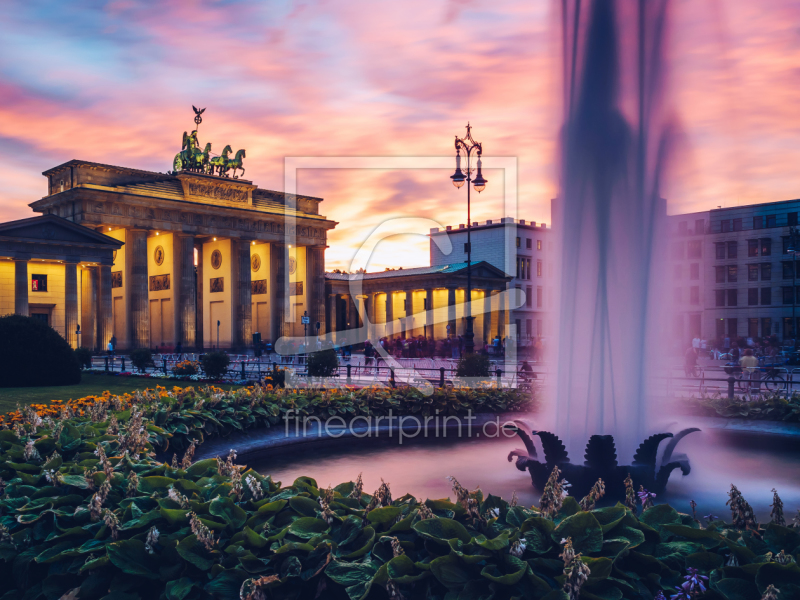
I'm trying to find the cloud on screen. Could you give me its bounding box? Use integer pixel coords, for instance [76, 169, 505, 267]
[0, 0, 798, 268]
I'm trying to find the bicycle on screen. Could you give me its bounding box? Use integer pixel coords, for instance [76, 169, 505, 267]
[734, 365, 784, 393]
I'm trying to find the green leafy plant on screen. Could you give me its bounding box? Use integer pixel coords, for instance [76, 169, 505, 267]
[306, 348, 339, 377]
[456, 353, 491, 377]
[130, 348, 154, 373]
[74, 346, 93, 369]
[0, 314, 80, 387]
[201, 350, 231, 379]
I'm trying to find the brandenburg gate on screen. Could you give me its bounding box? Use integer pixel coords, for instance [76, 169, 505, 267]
[23, 115, 336, 351]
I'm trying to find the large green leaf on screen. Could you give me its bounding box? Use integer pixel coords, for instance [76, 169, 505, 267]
[137, 476, 177, 494]
[176, 535, 216, 571]
[714, 578, 760, 600]
[366, 506, 401, 530]
[209, 496, 247, 530]
[480, 555, 528, 586]
[552, 511, 604, 554]
[413, 518, 473, 545]
[430, 554, 476, 591]
[107, 540, 160, 579]
[165, 578, 196, 600]
[287, 517, 330, 539]
[289, 495, 320, 517]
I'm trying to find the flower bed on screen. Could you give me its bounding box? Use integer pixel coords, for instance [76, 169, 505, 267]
[683, 393, 800, 422]
[0, 386, 797, 599]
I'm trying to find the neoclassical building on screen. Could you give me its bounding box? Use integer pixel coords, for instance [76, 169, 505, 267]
[1, 153, 336, 351]
[325, 262, 512, 344]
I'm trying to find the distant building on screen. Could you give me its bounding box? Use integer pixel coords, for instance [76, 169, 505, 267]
[430, 218, 551, 340]
[669, 199, 800, 344]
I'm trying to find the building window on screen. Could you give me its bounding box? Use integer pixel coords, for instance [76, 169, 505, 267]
[674, 264, 682, 280]
[537, 260, 542, 277]
[761, 287, 772, 305]
[767, 215, 777, 228]
[733, 218, 742, 231]
[536, 287, 543, 308]
[729, 318, 738, 337]
[727, 289, 737, 306]
[678, 221, 688, 234]
[761, 263, 771, 281]
[754, 216, 763, 229]
[783, 237, 792, 254]
[748, 264, 759, 281]
[727, 241, 737, 259]
[715, 319, 725, 337]
[715, 243, 726, 260]
[727, 265, 737, 282]
[763, 317, 772, 337]
[674, 288, 681, 303]
[526, 259, 531, 280]
[695, 219, 705, 234]
[783, 286, 795, 305]
[526, 238, 532, 249]
[748, 239, 759, 257]
[761, 238, 772, 256]
[31, 274, 47, 292]
[673, 242, 685, 260]
[526, 286, 533, 308]
[526, 318, 532, 336]
[748, 288, 758, 306]
[516, 236, 521, 248]
[721, 220, 731, 233]
[689, 263, 700, 280]
[715, 266, 725, 283]
[749, 318, 759, 338]
[783, 262, 794, 279]
[790, 212, 798, 226]
[536, 240, 542, 251]
[690, 286, 700, 305]
[715, 290, 725, 307]
[688, 240, 702, 258]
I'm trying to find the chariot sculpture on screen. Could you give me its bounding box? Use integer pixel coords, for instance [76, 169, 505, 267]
[171, 107, 246, 179]
[506, 420, 700, 500]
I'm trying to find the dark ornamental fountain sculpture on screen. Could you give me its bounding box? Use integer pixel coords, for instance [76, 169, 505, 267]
[506, 421, 700, 501]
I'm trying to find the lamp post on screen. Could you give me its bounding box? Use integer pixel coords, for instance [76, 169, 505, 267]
[789, 226, 799, 348]
[450, 123, 487, 355]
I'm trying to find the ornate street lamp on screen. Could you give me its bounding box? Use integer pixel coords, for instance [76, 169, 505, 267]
[450, 123, 487, 354]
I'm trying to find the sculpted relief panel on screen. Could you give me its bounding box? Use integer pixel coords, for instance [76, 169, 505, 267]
[185, 181, 249, 203]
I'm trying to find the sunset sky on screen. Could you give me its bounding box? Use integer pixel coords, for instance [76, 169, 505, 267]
[1, 0, 799, 270]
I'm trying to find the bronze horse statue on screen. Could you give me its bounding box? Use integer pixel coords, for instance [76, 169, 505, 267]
[228, 149, 246, 179]
[209, 145, 232, 177]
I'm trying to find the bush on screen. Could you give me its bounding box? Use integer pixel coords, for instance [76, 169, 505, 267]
[172, 360, 199, 376]
[0, 314, 81, 387]
[263, 367, 286, 388]
[455, 353, 491, 377]
[201, 351, 230, 379]
[74, 347, 93, 369]
[130, 348, 154, 373]
[306, 348, 339, 377]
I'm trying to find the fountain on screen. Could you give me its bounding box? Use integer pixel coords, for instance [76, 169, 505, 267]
[508, 0, 685, 493]
[506, 421, 700, 499]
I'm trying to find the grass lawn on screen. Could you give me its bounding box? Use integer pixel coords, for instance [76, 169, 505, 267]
[0, 373, 244, 415]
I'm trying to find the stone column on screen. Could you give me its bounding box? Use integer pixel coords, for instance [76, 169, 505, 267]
[231, 239, 253, 349]
[127, 229, 149, 348]
[64, 262, 78, 348]
[195, 244, 203, 349]
[97, 265, 113, 351]
[175, 235, 196, 348]
[307, 246, 326, 335]
[425, 288, 434, 338]
[497, 289, 505, 338]
[483, 290, 493, 344]
[81, 267, 97, 350]
[14, 260, 28, 316]
[325, 294, 334, 340]
[447, 287, 457, 339]
[270, 242, 288, 340]
[404, 290, 412, 337]
[385, 292, 393, 339]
